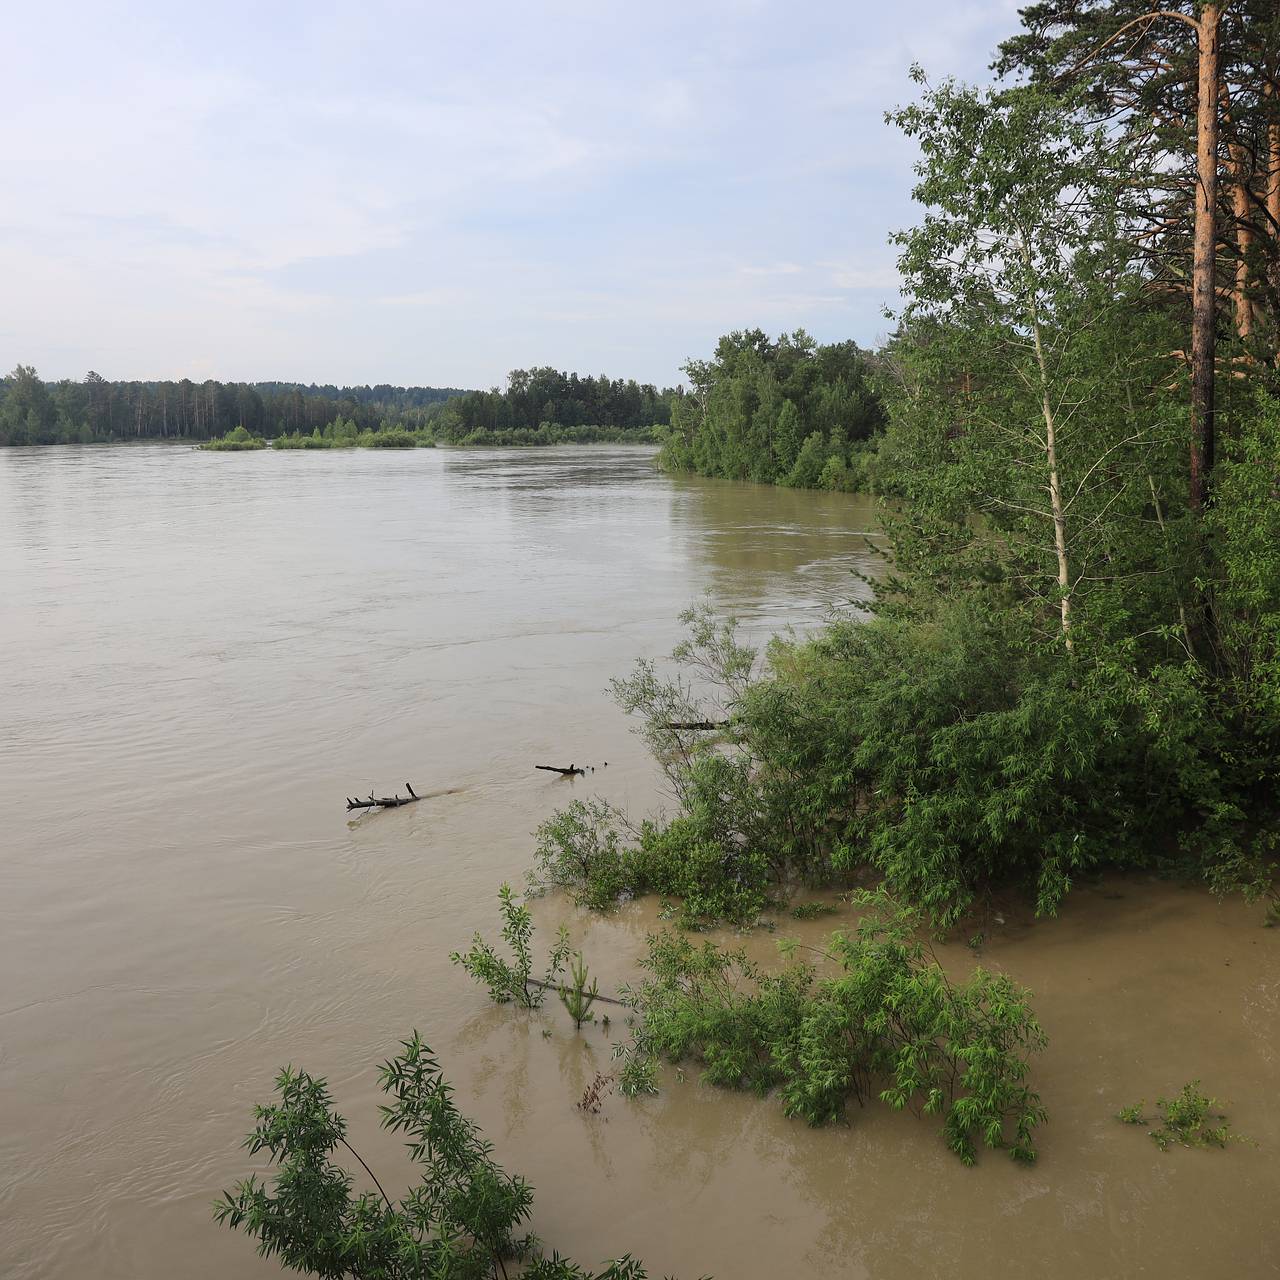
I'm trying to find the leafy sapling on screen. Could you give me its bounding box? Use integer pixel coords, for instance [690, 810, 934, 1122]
[450, 884, 572, 1008]
[558, 952, 600, 1030]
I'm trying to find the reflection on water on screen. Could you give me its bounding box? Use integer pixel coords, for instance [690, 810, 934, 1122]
[1, 444, 1275, 1280]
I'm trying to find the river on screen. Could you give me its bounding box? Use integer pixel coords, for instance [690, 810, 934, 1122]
[1, 444, 1275, 1279]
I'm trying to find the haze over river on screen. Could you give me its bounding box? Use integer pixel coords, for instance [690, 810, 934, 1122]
[1, 444, 1276, 1279]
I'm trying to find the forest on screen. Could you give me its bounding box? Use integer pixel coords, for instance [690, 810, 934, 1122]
[0, 370, 466, 445]
[427, 367, 678, 440]
[657, 330, 884, 488]
[0, 364, 675, 447]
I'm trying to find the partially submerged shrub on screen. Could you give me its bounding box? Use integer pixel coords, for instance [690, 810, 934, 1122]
[616, 890, 1047, 1164]
[559, 952, 600, 1030]
[790, 902, 837, 920]
[216, 1032, 683, 1279]
[1118, 1080, 1243, 1152]
[530, 798, 632, 910]
[530, 783, 770, 929]
[596, 598, 1265, 930]
[357, 427, 421, 448]
[450, 884, 571, 1007]
[200, 424, 267, 450]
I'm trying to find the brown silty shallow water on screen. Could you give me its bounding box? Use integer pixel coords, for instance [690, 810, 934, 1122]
[0, 444, 1275, 1279]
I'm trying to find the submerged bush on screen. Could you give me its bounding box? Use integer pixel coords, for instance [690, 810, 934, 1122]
[200, 424, 267, 450]
[272, 429, 337, 449]
[530, 798, 633, 910]
[450, 884, 571, 1007]
[615, 890, 1047, 1164]
[740, 602, 1230, 924]
[530, 775, 771, 929]
[357, 427, 423, 448]
[1118, 1080, 1243, 1152]
[216, 1032, 684, 1279]
[456, 423, 660, 446]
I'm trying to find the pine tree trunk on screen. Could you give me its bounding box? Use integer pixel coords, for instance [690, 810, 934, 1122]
[1227, 139, 1253, 341]
[1189, 4, 1220, 510]
[1269, 97, 1280, 307]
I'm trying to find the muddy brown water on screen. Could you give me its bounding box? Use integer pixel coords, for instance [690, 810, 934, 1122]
[1, 444, 1275, 1279]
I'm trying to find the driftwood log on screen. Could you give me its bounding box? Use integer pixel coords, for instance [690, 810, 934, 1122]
[665, 720, 729, 731]
[346, 783, 421, 812]
[536, 763, 587, 777]
[525, 977, 627, 1006]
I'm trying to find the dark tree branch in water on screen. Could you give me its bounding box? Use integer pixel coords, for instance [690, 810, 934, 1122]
[346, 784, 420, 811]
[535, 764, 587, 777]
[524, 976, 627, 1006]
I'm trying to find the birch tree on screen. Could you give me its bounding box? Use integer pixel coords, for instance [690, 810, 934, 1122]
[885, 76, 1189, 657]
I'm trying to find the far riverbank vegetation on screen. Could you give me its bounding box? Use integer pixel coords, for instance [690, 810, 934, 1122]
[0, 365, 674, 450]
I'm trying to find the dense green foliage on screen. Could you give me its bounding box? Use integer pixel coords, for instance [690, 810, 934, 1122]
[658, 329, 884, 487]
[447, 423, 660, 447]
[529, 783, 772, 930]
[200, 425, 268, 451]
[202, 422, 434, 451]
[431, 367, 676, 441]
[614, 891, 1047, 1165]
[1118, 1080, 1242, 1152]
[0, 365, 464, 445]
[532, 72, 1279, 933]
[215, 1033, 683, 1279]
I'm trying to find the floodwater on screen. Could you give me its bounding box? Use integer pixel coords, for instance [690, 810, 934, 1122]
[0, 444, 1275, 1279]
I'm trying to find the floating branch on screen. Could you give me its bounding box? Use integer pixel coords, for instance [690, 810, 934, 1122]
[535, 764, 587, 777]
[665, 720, 730, 731]
[525, 976, 627, 1006]
[346, 783, 421, 812]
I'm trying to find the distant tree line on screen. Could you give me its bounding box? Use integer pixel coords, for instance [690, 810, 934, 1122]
[0, 363, 682, 447]
[0, 366, 468, 445]
[431, 367, 678, 440]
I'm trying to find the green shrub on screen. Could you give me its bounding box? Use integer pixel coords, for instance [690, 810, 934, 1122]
[530, 774, 770, 930]
[599, 596, 1257, 930]
[790, 902, 836, 920]
[216, 1033, 683, 1279]
[630, 798, 771, 927]
[530, 798, 633, 910]
[454, 423, 660, 446]
[741, 602, 1232, 924]
[273, 429, 337, 449]
[616, 890, 1047, 1164]
[529, 773, 768, 926]
[357, 427, 419, 448]
[201, 424, 267, 450]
